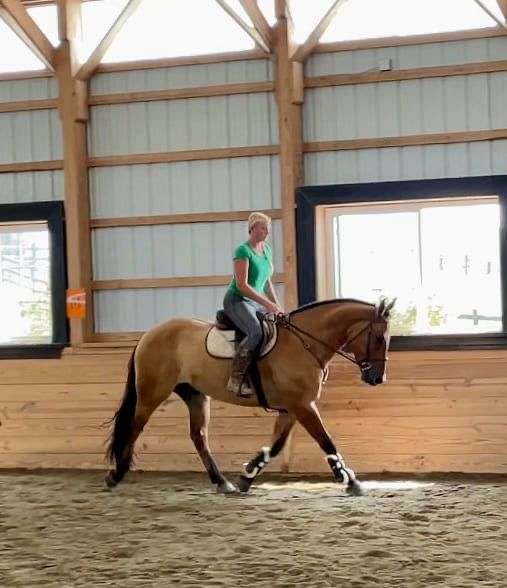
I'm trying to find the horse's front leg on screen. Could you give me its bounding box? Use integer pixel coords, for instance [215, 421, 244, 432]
[294, 401, 364, 496]
[237, 411, 296, 493]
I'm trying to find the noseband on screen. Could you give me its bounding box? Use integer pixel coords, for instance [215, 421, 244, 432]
[272, 313, 386, 373]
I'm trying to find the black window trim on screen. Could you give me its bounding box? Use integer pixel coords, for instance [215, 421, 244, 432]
[296, 175, 507, 351]
[0, 201, 68, 359]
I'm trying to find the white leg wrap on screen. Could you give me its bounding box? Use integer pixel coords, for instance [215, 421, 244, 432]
[242, 447, 271, 479]
[326, 453, 352, 485]
[326, 453, 345, 467]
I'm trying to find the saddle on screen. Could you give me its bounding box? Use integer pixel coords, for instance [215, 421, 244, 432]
[205, 310, 278, 359]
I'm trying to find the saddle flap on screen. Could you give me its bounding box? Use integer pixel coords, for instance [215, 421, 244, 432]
[206, 315, 278, 360]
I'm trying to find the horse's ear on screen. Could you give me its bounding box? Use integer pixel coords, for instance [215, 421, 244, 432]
[376, 297, 386, 318]
[383, 297, 397, 318]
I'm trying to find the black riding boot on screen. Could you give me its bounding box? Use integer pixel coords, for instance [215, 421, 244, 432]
[227, 345, 255, 398]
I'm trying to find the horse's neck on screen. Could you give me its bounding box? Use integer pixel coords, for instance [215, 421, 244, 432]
[291, 302, 370, 364]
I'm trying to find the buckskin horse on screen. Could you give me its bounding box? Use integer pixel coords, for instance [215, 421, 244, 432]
[105, 297, 395, 496]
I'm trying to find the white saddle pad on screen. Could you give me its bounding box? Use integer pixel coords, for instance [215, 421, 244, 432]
[205, 323, 278, 360]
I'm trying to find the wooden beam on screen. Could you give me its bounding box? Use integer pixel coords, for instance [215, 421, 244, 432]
[55, 0, 93, 344]
[498, 0, 507, 20]
[88, 81, 274, 106]
[314, 27, 507, 53]
[303, 129, 507, 153]
[0, 159, 62, 173]
[292, 0, 348, 62]
[89, 331, 144, 342]
[239, 0, 273, 50]
[305, 59, 507, 88]
[473, 0, 507, 28]
[95, 49, 267, 73]
[0, 68, 52, 81]
[75, 0, 145, 80]
[88, 145, 280, 168]
[90, 209, 283, 229]
[0, 97, 57, 113]
[214, 0, 270, 53]
[92, 273, 286, 291]
[273, 2, 303, 314]
[0, 0, 55, 70]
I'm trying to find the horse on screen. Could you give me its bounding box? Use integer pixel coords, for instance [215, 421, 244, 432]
[105, 297, 395, 496]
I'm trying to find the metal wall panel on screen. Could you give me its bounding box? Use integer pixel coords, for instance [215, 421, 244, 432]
[94, 283, 285, 332]
[304, 73, 507, 142]
[306, 37, 507, 76]
[0, 170, 63, 204]
[88, 93, 278, 156]
[304, 140, 507, 185]
[90, 59, 274, 94]
[0, 109, 62, 163]
[0, 77, 58, 102]
[92, 219, 283, 280]
[90, 155, 280, 218]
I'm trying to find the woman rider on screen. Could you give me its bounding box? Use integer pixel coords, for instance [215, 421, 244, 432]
[223, 212, 283, 398]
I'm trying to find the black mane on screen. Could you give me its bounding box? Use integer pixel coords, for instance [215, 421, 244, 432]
[290, 298, 374, 317]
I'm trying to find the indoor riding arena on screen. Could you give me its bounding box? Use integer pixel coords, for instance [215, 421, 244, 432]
[1, 1, 507, 587]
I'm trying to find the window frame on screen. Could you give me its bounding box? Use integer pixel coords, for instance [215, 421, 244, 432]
[0, 201, 67, 359]
[296, 175, 507, 351]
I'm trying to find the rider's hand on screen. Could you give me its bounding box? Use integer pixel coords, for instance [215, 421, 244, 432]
[265, 301, 283, 314]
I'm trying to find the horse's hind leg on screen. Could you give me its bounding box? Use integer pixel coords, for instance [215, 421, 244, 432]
[237, 411, 296, 493]
[174, 384, 237, 494]
[293, 401, 364, 496]
[106, 371, 168, 489]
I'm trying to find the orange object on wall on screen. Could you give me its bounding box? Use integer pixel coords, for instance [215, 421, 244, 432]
[66, 288, 86, 319]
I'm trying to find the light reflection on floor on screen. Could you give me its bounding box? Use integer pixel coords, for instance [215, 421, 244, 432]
[257, 480, 435, 491]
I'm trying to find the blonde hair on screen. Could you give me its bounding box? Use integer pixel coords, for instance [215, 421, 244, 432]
[247, 212, 271, 233]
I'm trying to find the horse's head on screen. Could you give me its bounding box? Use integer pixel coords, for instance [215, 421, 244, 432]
[343, 298, 395, 386]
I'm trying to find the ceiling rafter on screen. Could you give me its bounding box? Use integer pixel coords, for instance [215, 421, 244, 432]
[75, 0, 145, 80]
[292, 0, 349, 62]
[239, 0, 272, 50]
[473, 0, 507, 28]
[0, 0, 55, 70]
[214, 0, 270, 53]
[496, 0, 507, 21]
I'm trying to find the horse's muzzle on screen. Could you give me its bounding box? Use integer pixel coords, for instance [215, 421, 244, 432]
[361, 371, 384, 386]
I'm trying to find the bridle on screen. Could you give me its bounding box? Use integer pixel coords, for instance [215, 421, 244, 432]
[272, 312, 387, 374]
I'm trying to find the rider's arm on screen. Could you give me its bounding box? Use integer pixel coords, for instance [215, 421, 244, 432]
[264, 278, 283, 310]
[234, 259, 276, 310]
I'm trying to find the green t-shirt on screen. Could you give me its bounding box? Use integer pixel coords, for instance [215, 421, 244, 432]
[228, 241, 273, 298]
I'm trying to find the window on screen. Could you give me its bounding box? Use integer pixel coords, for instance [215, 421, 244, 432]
[0, 202, 67, 358]
[297, 176, 507, 350]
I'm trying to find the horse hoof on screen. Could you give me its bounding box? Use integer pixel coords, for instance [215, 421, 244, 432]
[237, 475, 253, 493]
[104, 472, 117, 489]
[217, 480, 239, 494]
[346, 480, 365, 497]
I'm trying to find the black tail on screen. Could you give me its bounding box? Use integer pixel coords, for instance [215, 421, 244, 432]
[106, 347, 138, 475]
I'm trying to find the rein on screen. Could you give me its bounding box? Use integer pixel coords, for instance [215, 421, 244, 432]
[271, 312, 376, 373]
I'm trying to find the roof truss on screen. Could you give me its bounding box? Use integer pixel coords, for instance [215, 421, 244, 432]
[239, 0, 272, 50]
[473, 0, 507, 28]
[76, 0, 145, 80]
[214, 0, 271, 53]
[292, 0, 349, 62]
[0, 0, 55, 70]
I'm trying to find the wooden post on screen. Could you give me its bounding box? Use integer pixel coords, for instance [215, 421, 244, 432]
[274, 0, 303, 312]
[274, 1, 305, 472]
[55, 0, 93, 344]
